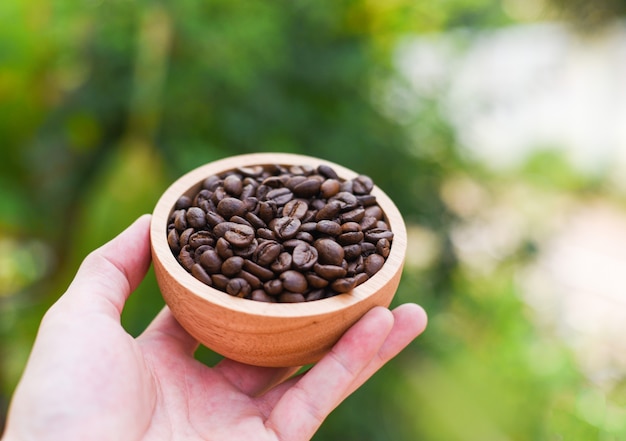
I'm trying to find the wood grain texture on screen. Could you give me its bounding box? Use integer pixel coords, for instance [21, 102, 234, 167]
[150, 153, 407, 367]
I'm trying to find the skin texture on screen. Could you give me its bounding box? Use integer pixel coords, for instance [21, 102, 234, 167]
[2, 215, 427, 441]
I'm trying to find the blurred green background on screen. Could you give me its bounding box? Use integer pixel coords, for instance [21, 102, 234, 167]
[2, 0, 626, 439]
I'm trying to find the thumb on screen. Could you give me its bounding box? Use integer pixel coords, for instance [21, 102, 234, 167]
[57, 214, 153, 320]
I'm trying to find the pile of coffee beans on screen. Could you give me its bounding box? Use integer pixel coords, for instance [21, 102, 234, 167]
[166, 163, 393, 303]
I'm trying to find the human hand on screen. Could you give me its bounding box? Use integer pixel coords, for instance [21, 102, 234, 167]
[2, 215, 427, 441]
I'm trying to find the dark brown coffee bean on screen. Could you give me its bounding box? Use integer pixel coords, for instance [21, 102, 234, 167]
[264, 279, 283, 296]
[230, 215, 252, 227]
[237, 165, 264, 177]
[271, 252, 292, 273]
[245, 212, 267, 229]
[316, 220, 342, 236]
[194, 244, 212, 260]
[175, 195, 193, 210]
[292, 177, 321, 198]
[211, 274, 230, 290]
[343, 244, 362, 260]
[364, 253, 385, 276]
[223, 174, 243, 196]
[226, 278, 251, 298]
[314, 238, 345, 266]
[266, 187, 293, 205]
[240, 184, 257, 200]
[306, 289, 325, 301]
[221, 256, 245, 277]
[188, 231, 215, 249]
[167, 229, 180, 254]
[178, 245, 195, 271]
[331, 277, 356, 293]
[258, 200, 277, 223]
[320, 179, 341, 198]
[174, 209, 187, 231]
[202, 175, 221, 191]
[179, 228, 194, 248]
[215, 237, 234, 259]
[272, 217, 301, 240]
[352, 175, 374, 195]
[243, 259, 275, 281]
[262, 176, 285, 188]
[313, 263, 347, 280]
[186, 207, 206, 229]
[251, 289, 276, 303]
[295, 231, 314, 243]
[315, 200, 342, 221]
[360, 241, 376, 256]
[300, 222, 318, 233]
[317, 164, 339, 179]
[206, 211, 225, 228]
[191, 263, 213, 286]
[280, 270, 308, 293]
[376, 238, 391, 258]
[364, 228, 394, 243]
[279, 292, 306, 303]
[240, 270, 262, 289]
[359, 216, 378, 231]
[217, 197, 247, 219]
[199, 249, 223, 273]
[329, 192, 358, 210]
[364, 205, 384, 221]
[306, 273, 329, 288]
[283, 199, 309, 219]
[214, 222, 255, 247]
[292, 242, 318, 270]
[232, 239, 258, 258]
[356, 194, 377, 207]
[354, 272, 369, 286]
[257, 228, 276, 240]
[340, 207, 365, 223]
[253, 240, 282, 266]
[211, 186, 227, 204]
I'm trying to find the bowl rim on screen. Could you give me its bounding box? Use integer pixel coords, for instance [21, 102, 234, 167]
[150, 152, 407, 319]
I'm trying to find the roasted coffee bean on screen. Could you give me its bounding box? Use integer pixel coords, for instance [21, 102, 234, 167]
[237, 165, 264, 177]
[360, 242, 376, 256]
[223, 174, 243, 196]
[174, 209, 187, 231]
[272, 216, 301, 240]
[292, 177, 321, 198]
[313, 263, 347, 280]
[315, 200, 342, 221]
[232, 239, 257, 258]
[251, 289, 275, 303]
[214, 222, 255, 247]
[271, 252, 292, 273]
[217, 197, 247, 219]
[167, 229, 181, 254]
[331, 277, 356, 293]
[258, 200, 277, 223]
[343, 244, 362, 260]
[230, 215, 252, 227]
[300, 222, 318, 233]
[317, 164, 339, 179]
[364, 228, 394, 243]
[292, 242, 318, 270]
[354, 272, 369, 286]
[186, 207, 206, 229]
[175, 195, 193, 210]
[337, 231, 364, 246]
[215, 237, 234, 259]
[245, 212, 267, 229]
[329, 192, 358, 210]
[364, 205, 384, 221]
[295, 231, 314, 243]
[188, 231, 215, 249]
[283, 199, 309, 219]
[226, 278, 251, 298]
[202, 175, 221, 191]
[240, 270, 262, 289]
[178, 245, 195, 271]
[306, 273, 329, 288]
[280, 270, 308, 293]
[279, 292, 306, 303]
[266, 187, 294, 205]
[376, 238, 391, 258]
[264, 279, 283, 296]
[206, 211, 225, 228]
[199, 249, 223, 273]
[352, 175, 374, 195]
[314, 238, 345, 266]
[356, 194, 377, 207]
[222, 256, 244, 277]
[257, 228, 276, 240]
[191, 263, 213, 286]
[320, 179, 341, 198]
[340, 207, 365, 223]
[211, 274, 230, 290]
[359, 216, 378, 231]
[316, 220, 342, 236]
[179, 228, 194, 248]
[243, 259, 275, 281]
[306, 289, 325, 301]
[253, 240, 282, 266]
[364, 253, 385, 277]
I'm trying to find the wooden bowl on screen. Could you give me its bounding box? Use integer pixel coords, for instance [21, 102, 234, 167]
[150, 153, 407, 367]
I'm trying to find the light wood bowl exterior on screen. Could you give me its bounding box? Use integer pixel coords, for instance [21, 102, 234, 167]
[150, 153, 407, 367]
